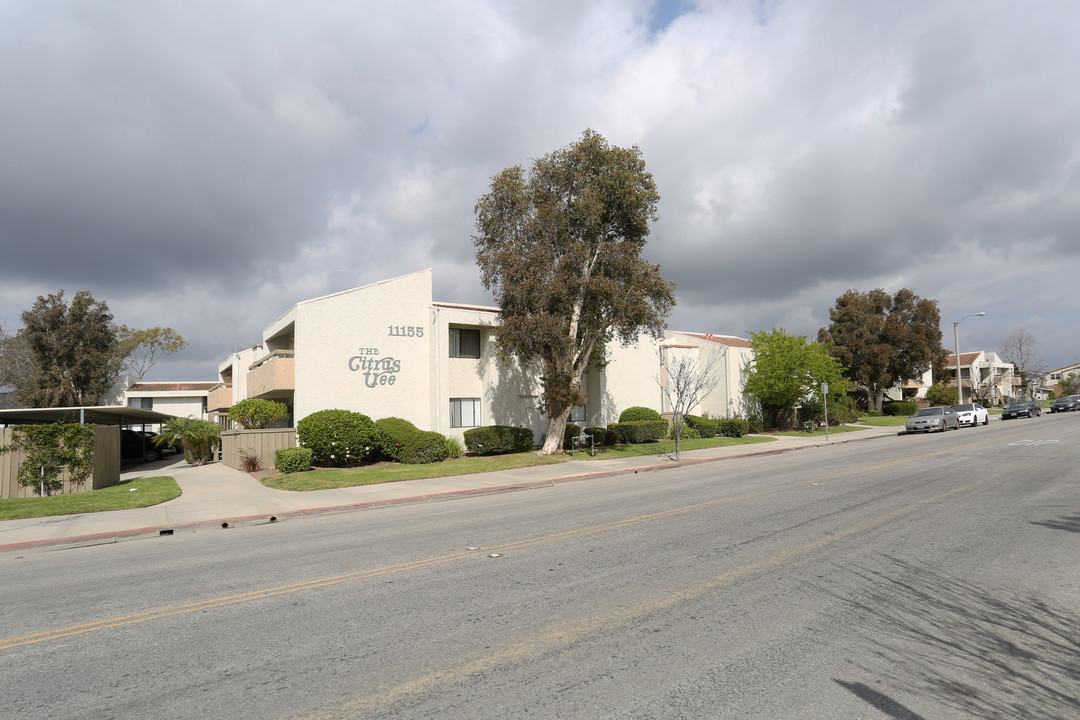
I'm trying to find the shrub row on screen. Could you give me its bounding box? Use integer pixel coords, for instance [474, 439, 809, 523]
[609, 419, 668, 444]
[882, 400, 918, 416]
[717, 418, 750, 437]
[463, 425, 534, 456]
[375, 417, 448, 464]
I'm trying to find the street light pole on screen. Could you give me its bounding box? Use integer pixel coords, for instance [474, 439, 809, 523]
[953, 311, 987, 405]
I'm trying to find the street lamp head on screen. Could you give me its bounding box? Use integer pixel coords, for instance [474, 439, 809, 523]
[974, 311, 986, 317]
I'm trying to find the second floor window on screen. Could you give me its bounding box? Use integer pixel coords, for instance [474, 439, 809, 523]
[449, 328, 481, 358]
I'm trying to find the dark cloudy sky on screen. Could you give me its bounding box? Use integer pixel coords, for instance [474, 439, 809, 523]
[2, 0, 1078, 381]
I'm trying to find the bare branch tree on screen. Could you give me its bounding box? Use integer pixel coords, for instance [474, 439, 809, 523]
[1001, 328, 1045, 400]
[657, 344, 724, 460]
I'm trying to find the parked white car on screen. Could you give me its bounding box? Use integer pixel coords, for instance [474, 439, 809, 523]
[951, 402, 989, 427]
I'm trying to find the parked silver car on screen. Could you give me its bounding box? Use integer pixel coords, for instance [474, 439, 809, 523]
[951, 402, 989, 427]
[905, 406, 960, 433]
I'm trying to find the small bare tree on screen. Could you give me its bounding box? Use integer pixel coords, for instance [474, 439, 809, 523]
[1001, 328, 1045, 400]
[657, 344, 724, 460]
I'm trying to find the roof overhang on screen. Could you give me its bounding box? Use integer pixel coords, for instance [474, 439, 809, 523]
[0, 406, 178, 426]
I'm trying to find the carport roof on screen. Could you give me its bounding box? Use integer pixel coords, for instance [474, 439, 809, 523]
[0, 406, 178, 426]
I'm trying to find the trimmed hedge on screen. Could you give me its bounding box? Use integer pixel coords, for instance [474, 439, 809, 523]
[296, 409, 380, 466]
[610, 419, 667, 443]
[584, 427, 612, 446]
[684, 414, 718, 438]
[375, 417, 447, 464]
[562, 423, 581, 450]
[717, 419, 750, 437]
[463, 425, 534, 456]
[619, 406, 663, 422]
[883, 401, 918, 417]
[275, 447, 313, 474]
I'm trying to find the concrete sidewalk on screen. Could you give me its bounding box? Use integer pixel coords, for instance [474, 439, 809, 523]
[0, 425, 899, 553]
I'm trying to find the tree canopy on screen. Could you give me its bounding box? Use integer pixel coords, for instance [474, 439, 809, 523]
[817, 288, 942, 411]
[743, 328, 852, 429]
[117, 326, 189, 380]
[1001, 328, 1044, 399]
[16, 290, 120, 407]
[473, 129, 676, 454]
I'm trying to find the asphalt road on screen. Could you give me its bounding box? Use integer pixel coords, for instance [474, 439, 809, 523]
[3, 414, 1078, 719]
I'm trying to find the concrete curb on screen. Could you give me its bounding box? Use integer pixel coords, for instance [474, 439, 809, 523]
[1, 429, 893, 554]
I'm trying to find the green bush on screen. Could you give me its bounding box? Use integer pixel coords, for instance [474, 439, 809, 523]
[562, 423, 582, 450]
[677, 424, 700, 440]
[828, 395, 861, 425]
[684, 415, 718, 438]
[274, 447, 313, 474]
[618, 406, 663, 422]
[797, 397, 825, 426]
[227, 398, 289, 429]
[882, 401, 919, 416]
[717, 419, 750, 437]
[925, 383, 958, 407]
[296, 409, 380, 466]
[463, 425, 535, 455]
[444, 436, 464, 459]
[584, 427, 609, 445]
[375, 417, 448, 464]
[611, 419, 667, 443]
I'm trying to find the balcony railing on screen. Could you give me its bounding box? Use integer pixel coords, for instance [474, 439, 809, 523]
[247, 351, 295, 399]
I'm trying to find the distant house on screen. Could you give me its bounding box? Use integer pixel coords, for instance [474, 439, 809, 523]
[1046, 362, 1080, 391]
[942, 351, 1015, 405]
[123, 381, 217, 430]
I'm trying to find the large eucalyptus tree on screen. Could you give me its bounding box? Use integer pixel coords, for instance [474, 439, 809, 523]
[474, 130, 676, 454]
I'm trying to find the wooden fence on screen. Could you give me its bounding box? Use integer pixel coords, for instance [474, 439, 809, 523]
[1, 426, 120, 499]
[220, 428, 296, 471]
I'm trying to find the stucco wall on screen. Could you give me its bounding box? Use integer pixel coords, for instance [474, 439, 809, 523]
[294, 270, 435, 426]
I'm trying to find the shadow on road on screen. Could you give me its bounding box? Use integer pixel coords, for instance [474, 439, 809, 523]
[1031, 513, 1080, 534]
[829, 556, 1080, 719]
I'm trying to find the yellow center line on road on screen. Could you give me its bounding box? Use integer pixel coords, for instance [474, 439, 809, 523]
[0, 429, 1024, 653]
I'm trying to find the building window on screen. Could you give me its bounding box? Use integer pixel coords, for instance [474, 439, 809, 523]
[450, 398, 481, 428]
[449, 328, 481, 358]
[569, 404, 586, 423]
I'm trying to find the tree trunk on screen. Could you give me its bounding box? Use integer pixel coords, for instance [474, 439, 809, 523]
[871, 387, 885, 412]
[540, 407, 574, 455]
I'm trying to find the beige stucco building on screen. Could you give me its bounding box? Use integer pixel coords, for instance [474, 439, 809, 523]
[209, 269, 752, 445]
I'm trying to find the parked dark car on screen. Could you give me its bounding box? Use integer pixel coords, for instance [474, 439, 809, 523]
[121, 429, 162, 463]
[1049, 395, 1080, 413]
[905, 406, 960, 433]
[1001, 401, 1041, 419]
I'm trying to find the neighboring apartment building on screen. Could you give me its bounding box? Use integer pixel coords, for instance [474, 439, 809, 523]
[125, 382, 216, 424]
[209, 269, 752, 444]
[1046, 362, 1080, 392]
[943, 351, 1015, 405]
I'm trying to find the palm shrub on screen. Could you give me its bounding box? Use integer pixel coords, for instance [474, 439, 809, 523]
[444, 436, 465, 459]
[156, 417, 221, 466]
[296, 409, 379, 466]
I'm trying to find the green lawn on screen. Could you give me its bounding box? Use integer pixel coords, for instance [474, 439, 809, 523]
[854, 415, 909, 427]
[0, 477, 182, 521]
[771, 424, 871, 437]
[260, 435, 776, 492]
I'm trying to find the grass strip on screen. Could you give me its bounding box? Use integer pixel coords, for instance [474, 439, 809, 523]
[261, 435, 775, 491]
[0, 477, 181, 521]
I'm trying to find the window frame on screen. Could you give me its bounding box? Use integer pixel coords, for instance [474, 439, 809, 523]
[450, 397, 481, 428]
[449, 328, 481, 359]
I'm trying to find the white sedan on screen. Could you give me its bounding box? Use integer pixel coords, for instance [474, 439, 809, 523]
[951, 402, 989, 427]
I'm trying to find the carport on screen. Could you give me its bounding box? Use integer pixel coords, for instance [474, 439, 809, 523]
[0, 406, 178, 499]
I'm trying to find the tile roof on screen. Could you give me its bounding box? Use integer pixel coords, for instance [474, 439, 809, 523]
[679, 332, 752, 348]
[944, 352, 983, 369]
